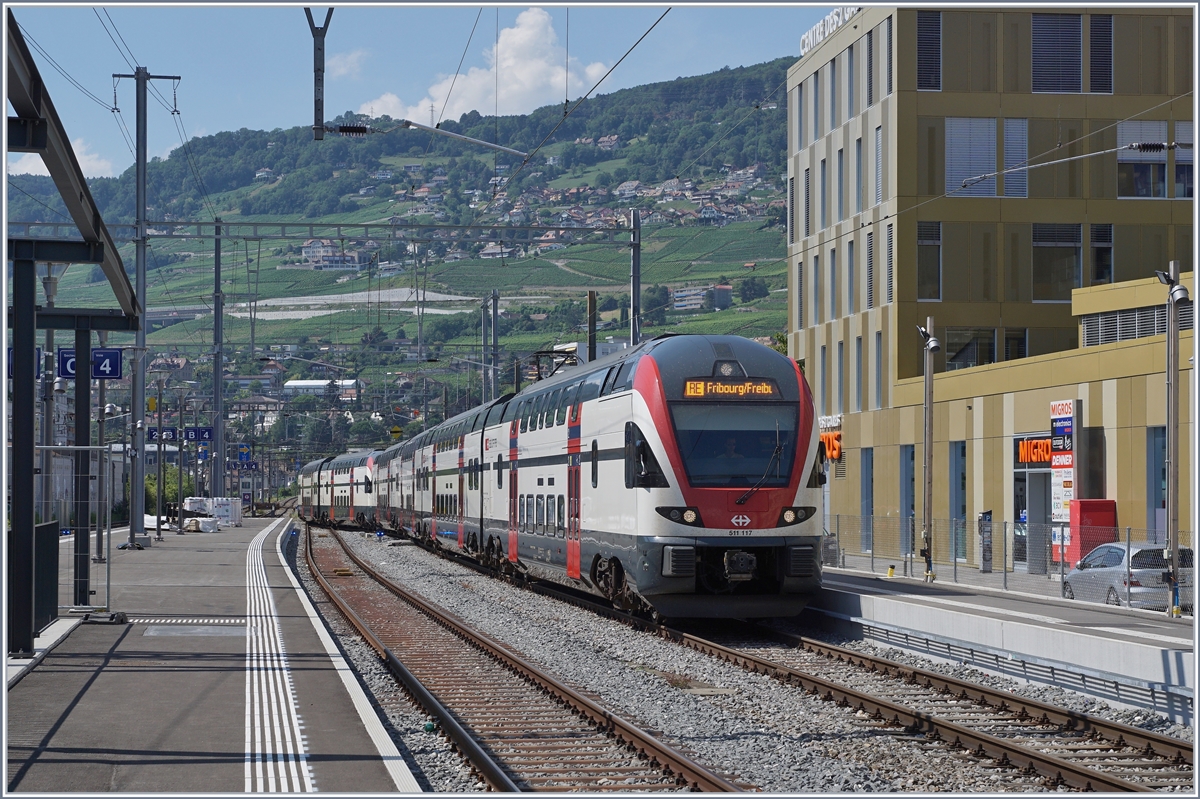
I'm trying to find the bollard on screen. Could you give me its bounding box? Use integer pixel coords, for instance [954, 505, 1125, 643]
[887, 565, 895, 578]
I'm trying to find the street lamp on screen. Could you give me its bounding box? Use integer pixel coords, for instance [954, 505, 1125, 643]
[174, 381, 198, 532]
[149, 370, 172, 541]
[1156, 263, 1189, 617]
[916, 317, 940, 582]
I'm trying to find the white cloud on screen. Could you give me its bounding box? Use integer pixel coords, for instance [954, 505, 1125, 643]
[7, 138, 115, 178]
[358, 7, 607, 125]
[328, 49, 368, 80]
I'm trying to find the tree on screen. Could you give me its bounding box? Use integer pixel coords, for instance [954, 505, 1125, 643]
[641, 284, 670, 327]
[323, 379, 341, 409]
[738, 276, 770, 303]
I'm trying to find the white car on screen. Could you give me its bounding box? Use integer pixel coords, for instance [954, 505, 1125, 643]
[1064, 543, 1193, 610]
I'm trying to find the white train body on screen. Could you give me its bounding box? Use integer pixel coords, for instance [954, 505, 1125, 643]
[299, 334, 824, 618]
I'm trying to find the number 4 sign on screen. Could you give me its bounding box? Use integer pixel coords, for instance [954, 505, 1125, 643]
[92, 348, 122, 380]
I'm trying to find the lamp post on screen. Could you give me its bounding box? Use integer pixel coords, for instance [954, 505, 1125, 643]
[174, 382, 197, 531]
[38, 263, 69, 525]
[916, 317, 940, 582]
[150, 371, 171, 541]
[1155, 262, 1189, 617]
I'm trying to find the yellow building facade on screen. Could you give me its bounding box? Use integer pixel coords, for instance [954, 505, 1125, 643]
[785, 7, 1194, 568]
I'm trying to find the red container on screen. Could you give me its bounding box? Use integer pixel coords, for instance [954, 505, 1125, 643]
[1060, 499, 1118, 566]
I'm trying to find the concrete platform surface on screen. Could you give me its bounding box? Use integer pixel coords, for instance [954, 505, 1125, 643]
[813, 570, 1195, 723]
[6, 517, 420, 793]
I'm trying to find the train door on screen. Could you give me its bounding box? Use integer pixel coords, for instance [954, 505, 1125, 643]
[457, 436, 465, 548]
[566, 400, 583, 579]
[507, 420, 519, 562]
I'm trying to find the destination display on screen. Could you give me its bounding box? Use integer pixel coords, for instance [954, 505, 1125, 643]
[683, 378, 780, 399]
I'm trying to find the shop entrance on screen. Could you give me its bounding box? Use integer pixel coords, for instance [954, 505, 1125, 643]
[1025, 471, 1052, 574]
[1013, 434, 1053, 573]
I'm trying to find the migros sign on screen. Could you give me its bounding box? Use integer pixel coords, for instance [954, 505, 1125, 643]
[1016, 438, 1052, 464]
[800, 7, 860, 57]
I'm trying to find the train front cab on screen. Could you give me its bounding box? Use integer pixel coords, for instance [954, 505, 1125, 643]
[597, 335, 823, 619]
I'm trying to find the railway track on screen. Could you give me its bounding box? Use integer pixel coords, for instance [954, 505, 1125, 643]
[662, 624, 1193, 793]
[303, 524, 745, 792]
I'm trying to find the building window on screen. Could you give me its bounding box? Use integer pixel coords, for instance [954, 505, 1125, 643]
[950, 441, 967, 558]
[1147, 426, 1166, 532]
[797, 262, 804, 328]
[946, 117, 996, 196]
[917, 11, 941, 90]
[788, 176, 795, 244]
[866, 29, 875, 106]
[885, 223, 894, 304]
[813, 254, 821, 323]
[1032, 13, 1082, 93]
[830, 247, 838, 318]
[900, 444, 914, 554]
[847, 43, 855, 116]
[945, 328, 996, 371]
[803, 168, 811, 237]
[1003, 118, 1028, 197]
[874, 126, 882, 205]
[813, 69, 820, 139]
[820, 158, 827, 229]
[830, 58, 837, 128]
[1089, 14, 1112, 93]
[820, 345, 828, 416]
[855, 336, 863, 412]
[1032, 223, 1081, 301]
[837, 340, 844, 413]
[855, 137, 863, 213]
[837, 148, 844, 222]
[796, 84, 804, 150]
[847, 239, 855, 315]
[885, 16, 893, 95]
[917, 222, 941, 301]
[1004, 329, 1027, 361]
[874, 330, 883, 409]
[860, 447, 874, 550]
[1118, 120, 1167, 198]
[1091, 223, 1113, 285]
[866, 232, 875, 309]
[1175, 121, 1193, 199]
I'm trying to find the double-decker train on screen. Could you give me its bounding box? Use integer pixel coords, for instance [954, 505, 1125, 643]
[298, 334, 825, 619]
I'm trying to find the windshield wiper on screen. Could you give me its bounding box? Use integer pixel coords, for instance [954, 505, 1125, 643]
[735, 445, 782, 505]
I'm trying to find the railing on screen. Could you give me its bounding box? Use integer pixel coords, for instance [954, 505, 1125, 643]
[824, 514, 1193, 615]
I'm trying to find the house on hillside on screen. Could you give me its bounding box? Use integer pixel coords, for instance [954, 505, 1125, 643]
[255, 168, 276, 181]
[480, 244, 518, 259]
[615, 180, 640, 199]
[597, 135, 620, 151]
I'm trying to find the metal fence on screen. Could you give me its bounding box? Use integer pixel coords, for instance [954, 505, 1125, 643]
[825, 514, 1193, 614]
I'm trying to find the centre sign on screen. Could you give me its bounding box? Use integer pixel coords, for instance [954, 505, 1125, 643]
[1049, 399, 1079, 524]
[800, 7, 860, 57]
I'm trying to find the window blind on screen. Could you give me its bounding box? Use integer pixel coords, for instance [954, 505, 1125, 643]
[885, 223, 894, 304]
[1089, 14, 1112, 93]
[788, 176, 795, 244]
[1032, 14, 1082, 93]
[1175, 121, 1192, 164]
[797, 262, 804, 328]
[804, 168, 811, 237]
[885, 16, 893, 95]
[917, 11, 941, 90]
[874, 126, 882, 204]
[1117, 120, 1168, 163]
[866, 231, 875, 309]
[866, 30, 874, 105]
[945, 117, 997, 196]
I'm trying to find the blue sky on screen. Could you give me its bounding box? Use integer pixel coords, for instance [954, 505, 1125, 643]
[6, 4, 830, 179]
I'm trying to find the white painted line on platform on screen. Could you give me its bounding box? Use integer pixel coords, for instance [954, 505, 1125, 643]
[275, 523, 423, 793]
[245, 519, 315, 793]
[1082, 627, 1195, 647]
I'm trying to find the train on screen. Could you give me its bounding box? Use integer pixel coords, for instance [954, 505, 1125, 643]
[297, 333, 826, 619]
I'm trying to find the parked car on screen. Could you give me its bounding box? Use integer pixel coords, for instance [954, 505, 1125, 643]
[1063, 543, 1194, 610]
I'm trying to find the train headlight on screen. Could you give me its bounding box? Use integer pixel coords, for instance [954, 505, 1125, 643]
[655, 506, 704, 527]
[777, 506, 817, 527]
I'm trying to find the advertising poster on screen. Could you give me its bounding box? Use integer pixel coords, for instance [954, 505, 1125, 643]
[1049, 399, 1077, 525]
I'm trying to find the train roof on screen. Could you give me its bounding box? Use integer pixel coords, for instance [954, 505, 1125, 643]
[328, 450, 380, 469]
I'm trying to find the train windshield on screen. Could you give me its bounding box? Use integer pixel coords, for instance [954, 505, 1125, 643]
[668, 403, 798, 487]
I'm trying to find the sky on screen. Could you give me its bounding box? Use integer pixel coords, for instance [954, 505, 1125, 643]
[6, 3, 831, 179]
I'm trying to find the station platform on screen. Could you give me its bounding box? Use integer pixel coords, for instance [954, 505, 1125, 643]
[809, 567, 1196, 724]
[6, 516, 421, 793]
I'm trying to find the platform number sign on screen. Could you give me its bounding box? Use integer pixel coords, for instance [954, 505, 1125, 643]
[91, 348, 122, 379]
[57, 348, 76, 378]
[6, 347, 42, 378]
[184, 427, 214, 442]
[147, 427, 177, 442]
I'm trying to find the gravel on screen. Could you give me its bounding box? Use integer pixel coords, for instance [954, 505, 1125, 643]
[282, 529, 484, 792]
[333, 532, 1068, 792]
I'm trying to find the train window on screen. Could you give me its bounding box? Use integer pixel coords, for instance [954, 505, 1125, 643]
[535, 494, 545, 534]
[518, 495, 526, 531]
[591, 440, 599, 488]
[533, 392, 549, 429]
[579, 370, 605, 403]
[557, 495, 565, 537]
[543, 389, 561, 429]
[496, 455, 504, 488]
[517, 399, 528, 432]
[556, 384, 575, 425]
[526, 495, 535, 533]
